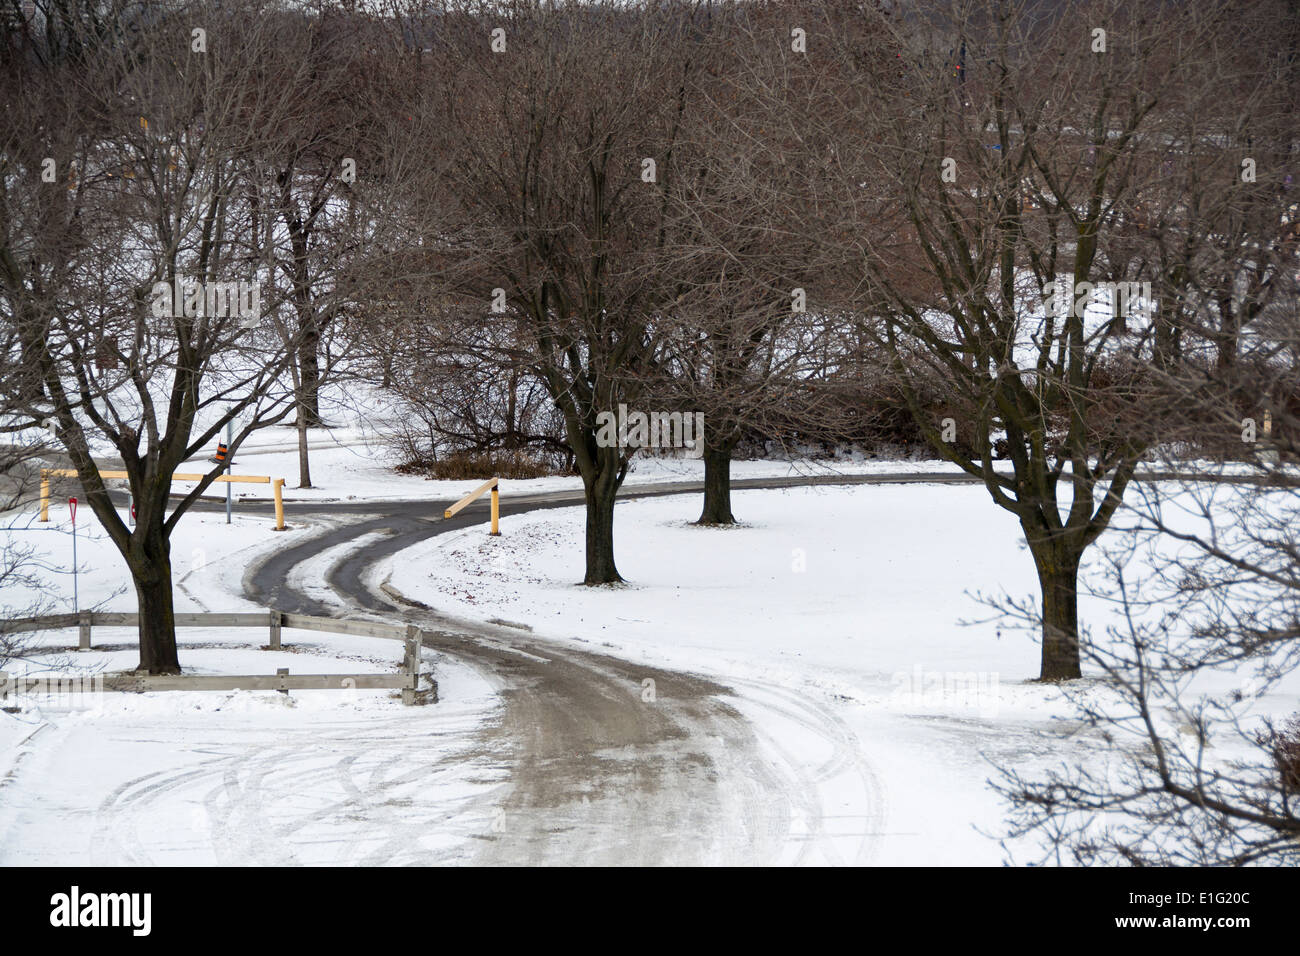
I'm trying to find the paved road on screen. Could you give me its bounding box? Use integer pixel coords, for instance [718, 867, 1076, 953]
[240, 475, 901, 865]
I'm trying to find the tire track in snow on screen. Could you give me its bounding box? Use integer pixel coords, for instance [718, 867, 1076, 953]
[90, 703, 507, 865]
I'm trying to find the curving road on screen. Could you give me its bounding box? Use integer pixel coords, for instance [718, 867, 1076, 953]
[238, 475, 911, 865]
[88, 466, 1271, 864]
[25, 463, 1280, 864]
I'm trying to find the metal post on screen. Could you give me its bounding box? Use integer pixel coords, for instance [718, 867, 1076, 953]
[71, 503, 78, 614]
[225, 417, 233, 525]
[490, 483, 500, 536]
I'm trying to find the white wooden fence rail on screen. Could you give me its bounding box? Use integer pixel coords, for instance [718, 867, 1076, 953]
[0, 611, 431, 705]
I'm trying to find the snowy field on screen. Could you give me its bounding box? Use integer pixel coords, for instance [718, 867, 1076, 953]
[18, 381, 971, 508]
[0, 507, 504, 866]
[25, 373, 1282, 511]
[379, 484, 1300, 865]
[0, 626, 501, 866]
[2, 505, 291, 616]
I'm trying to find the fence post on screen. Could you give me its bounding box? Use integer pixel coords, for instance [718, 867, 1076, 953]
[402, 625, 421, 705]
[276, 667, 289, 695]
[268, 610, 282, 650]
[78, 610, 92, 651]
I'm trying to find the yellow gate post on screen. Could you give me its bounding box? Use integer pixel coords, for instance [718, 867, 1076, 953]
[491, 484, 500, 535]
[39, 470, 50, 522]
[273, 478, 286, 531]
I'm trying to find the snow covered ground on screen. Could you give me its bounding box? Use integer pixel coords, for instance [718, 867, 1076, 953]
[375, 484, 1068, 863]
[2, 506, 285, 617]
[25, 372, 1282, 512]
[0, 647, 503, 865]
[378, 484, 1300, 865]
[388, 484, 1042, 689]
[7, 378, 958, 507]
[2, 469, 1294, 865]
[169, 421, 1293, 513]
[0, 506, 504, 866]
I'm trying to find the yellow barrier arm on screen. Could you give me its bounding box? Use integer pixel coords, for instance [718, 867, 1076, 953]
[443, 477, 501, 535]
[40, 468, 280, 525]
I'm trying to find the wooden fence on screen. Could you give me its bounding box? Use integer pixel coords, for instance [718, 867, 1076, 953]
[0, 610, 430, 704]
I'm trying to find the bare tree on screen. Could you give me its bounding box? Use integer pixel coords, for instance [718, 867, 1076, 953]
[643, 0, 881, 524]
[0, 2, 336, 673]
[811, 0, 1254, 679]
[241, 5, 382, 487]
[994, 88, 1300, 861]
[380, 0, 712, 583]
[996, 405, 1300, 864]
[374, 317, 574, 471]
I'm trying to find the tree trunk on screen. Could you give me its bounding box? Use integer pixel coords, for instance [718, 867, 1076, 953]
[130, 527, 180, 675]
[297, 409, 312, 488]
[583, 481, 622, 584]
[1153, 294, 1183, 370]
[298, 329, 322, 427]
[1032, 545, 1082, 681]
[18, 333, 46, 401]
[1215, 299, 1240, 374]
[697, 444, 736, 525]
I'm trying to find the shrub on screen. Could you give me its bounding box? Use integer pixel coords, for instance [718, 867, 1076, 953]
[395, 449, 571, 480]
[1271, 714, 1300, 799]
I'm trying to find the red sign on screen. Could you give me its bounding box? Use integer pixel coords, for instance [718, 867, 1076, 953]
[69, 496, 77, 523]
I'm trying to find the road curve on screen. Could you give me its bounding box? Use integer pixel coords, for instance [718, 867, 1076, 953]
[242, 476, 903, 865]
[91, 467, 1275, 864]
